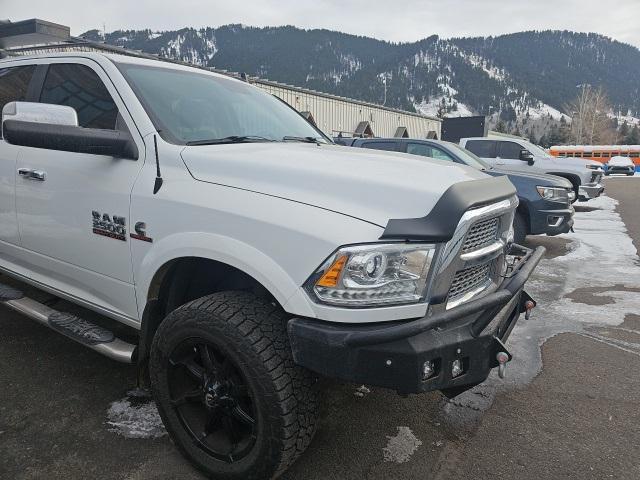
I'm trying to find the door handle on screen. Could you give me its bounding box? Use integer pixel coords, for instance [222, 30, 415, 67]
[18, 168, 46, 181]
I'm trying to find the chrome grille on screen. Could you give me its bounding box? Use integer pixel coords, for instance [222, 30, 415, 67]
[462, 217, 499, 253]
[449, 263, 491, 298]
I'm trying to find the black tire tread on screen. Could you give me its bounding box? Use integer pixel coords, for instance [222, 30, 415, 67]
[150, 291, 318, 480]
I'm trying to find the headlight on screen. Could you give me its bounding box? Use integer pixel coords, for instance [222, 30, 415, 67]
[305, 243, 436, 307]
[536, 186, 571, 204]
[586, 164, 603, 171]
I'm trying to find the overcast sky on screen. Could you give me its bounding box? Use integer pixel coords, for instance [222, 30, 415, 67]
[4, 0, 640, 48]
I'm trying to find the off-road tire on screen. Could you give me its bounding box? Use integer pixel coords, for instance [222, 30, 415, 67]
[150, 291, 318, 480]
[513, 212, 528, 245]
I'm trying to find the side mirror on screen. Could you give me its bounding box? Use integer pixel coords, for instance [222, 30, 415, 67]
[519, 149, 534, 165]
[2, 101, 137, 160]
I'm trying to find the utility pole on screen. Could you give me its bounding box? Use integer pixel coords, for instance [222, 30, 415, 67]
[382, 75, 387, 106]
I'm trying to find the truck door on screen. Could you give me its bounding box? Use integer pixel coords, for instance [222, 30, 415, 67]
[495, 140, 539, 173]
[0, 65, 36, 247]
[14, 60, 145, 321]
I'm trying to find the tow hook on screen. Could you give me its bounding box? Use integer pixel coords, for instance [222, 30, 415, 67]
[524, 299, 535, 320]
[496, 351, 509, 379]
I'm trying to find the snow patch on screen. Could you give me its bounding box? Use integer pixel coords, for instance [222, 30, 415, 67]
[414, 96, 474, 118]
[526, 102, 569, 121]
[106, 390, 166, 439]
[441, 194, 640, 423]
[382, 426, 422, 463]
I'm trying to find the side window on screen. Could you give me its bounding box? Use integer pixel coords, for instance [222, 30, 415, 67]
[0, 65, 36, 138]
[406, 143, 433, 157]
[361, 141, 397, 151]
[498, 141, 524, 160]
[39, 64, 118, 130]
[430, 147, 455, 162]
[465, 140, 496, 158]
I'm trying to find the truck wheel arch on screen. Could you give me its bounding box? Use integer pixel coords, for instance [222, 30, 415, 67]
[134, 233, 317, 364]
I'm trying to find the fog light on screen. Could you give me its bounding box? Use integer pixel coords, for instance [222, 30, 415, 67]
[422, 360, 435, 380]
[451, 359, 464, 378]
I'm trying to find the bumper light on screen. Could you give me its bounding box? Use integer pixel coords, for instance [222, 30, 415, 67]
[422, 360, 436, 380]
[451, 359, 464, 378]
[307, 243, 436, 307]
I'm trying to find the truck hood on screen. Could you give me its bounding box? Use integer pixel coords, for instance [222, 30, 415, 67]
[489, 167, 573, 188]
[547, 155, 596, 171]
[181, 142, 488, 226]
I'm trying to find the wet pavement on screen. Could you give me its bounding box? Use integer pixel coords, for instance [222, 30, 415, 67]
[1, 177, 639, 479]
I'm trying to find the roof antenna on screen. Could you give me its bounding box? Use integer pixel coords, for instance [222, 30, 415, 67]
[153, 134, 163, 194]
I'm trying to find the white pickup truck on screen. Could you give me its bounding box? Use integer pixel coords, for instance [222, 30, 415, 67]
[460, 136, 605, 201]
[0, 52, 543, 479]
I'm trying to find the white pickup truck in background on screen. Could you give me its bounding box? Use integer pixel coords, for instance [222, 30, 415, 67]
[460, 136, 605, 201]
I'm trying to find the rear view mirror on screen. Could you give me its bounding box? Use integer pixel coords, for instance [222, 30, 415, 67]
[519, 149, 534, 164]
[2, 101, 137, 160]
[2, 101, 78, 135]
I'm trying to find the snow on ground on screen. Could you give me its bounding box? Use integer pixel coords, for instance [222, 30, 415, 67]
[507, 195, 640, 383]
[442, 194, 640, 422]
[526, 102, 569, 121]
[611, 110, 640, 126]
[382, 426, 423, 463]
[414, 97, 474, 118]
[106, 389, 167, 439]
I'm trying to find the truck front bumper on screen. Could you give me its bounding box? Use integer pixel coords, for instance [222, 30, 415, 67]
[578, 183, 604, 201]
[287, 245, 545, 396]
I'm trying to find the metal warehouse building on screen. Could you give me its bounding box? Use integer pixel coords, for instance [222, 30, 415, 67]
[0, 19, 441, 139]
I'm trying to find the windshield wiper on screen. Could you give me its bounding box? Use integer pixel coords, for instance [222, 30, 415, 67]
[186, 135, 274, 146]
[282, 136, 321, 144]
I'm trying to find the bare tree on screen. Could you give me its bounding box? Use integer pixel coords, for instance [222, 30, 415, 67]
[566, 85, 614, 144]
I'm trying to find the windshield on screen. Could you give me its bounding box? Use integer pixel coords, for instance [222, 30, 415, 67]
[445, 142, 492, 170]
[117, 62, 329, 145]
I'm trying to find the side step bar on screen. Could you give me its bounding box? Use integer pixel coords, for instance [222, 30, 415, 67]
[0, 283, 136, 363]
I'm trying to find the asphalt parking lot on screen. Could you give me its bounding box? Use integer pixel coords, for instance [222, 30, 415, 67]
[1, 177, 639, 480]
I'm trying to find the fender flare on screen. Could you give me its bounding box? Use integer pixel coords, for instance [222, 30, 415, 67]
[134, 232, 317, 320]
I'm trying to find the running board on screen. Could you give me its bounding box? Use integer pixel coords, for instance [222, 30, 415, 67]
[0, 283, 136, 363]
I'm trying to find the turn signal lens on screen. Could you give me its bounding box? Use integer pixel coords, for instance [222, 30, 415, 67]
[307, 243, 436, 307]
[316, 255, 347, 287]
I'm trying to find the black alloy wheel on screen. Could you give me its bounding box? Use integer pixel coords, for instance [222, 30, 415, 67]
[168, 339, 256, 463]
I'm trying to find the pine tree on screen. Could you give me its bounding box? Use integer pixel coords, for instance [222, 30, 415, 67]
[619, 121, 630, 142]
[626, 125, 640, 144]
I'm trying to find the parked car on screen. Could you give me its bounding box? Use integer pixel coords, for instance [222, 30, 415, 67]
[605, 156, 636, 176]
[336, 137, 575, 244]
[0, 52, 544, 479]
[459, 137, 604, 201]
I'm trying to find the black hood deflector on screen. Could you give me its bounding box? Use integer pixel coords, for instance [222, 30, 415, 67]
[380, 176, 516, 242]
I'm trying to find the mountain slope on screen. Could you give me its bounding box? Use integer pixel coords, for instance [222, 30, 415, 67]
[81, 26, 640, 121]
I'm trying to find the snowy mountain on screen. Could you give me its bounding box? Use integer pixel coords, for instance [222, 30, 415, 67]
[81, 26, 640, 133]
